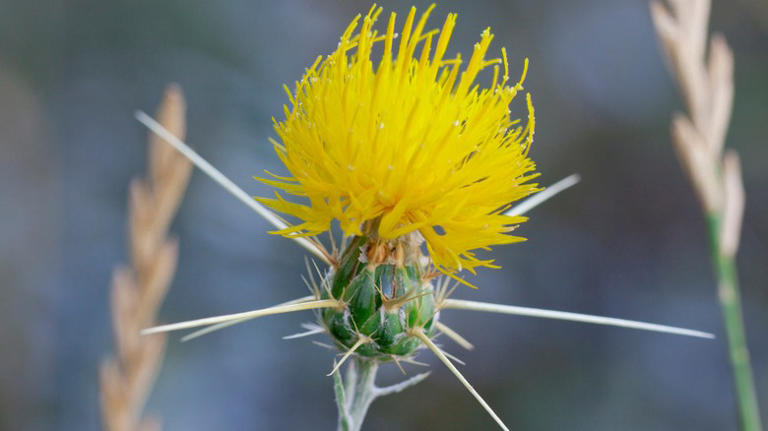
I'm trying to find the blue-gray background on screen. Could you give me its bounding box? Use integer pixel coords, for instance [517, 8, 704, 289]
[2, 0, 767, 429]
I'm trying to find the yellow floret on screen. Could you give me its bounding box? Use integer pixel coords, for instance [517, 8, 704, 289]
[257, 4, 540, 275]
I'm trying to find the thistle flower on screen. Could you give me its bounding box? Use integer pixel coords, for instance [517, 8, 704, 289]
[135, 4, 715, 431]
[257, 4, 539, 277]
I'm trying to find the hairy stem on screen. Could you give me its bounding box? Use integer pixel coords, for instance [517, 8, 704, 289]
[334, 357, 428, 430]
[707, 215, 763, 430]
[334, 367, 352, 431]
[344, 358, 379, 431]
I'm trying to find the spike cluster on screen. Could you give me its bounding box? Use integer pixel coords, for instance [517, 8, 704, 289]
[651, 1, 761, 429]
[102, 85, 191, 431]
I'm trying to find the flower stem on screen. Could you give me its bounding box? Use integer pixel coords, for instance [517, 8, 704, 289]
[333, 364, 352, 431]
[707, 214, 763, 431]
[348, 358, 379, 430]
[333, 357, 430, 430]
[335, 358, 379, 431]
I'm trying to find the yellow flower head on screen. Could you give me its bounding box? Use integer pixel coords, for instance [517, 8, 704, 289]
[258, 4, 540, 275]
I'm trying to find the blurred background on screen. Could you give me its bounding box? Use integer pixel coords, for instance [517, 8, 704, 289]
[1, 0, 767, 429]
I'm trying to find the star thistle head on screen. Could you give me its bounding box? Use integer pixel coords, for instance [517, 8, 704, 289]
[133, 6, 716, 431]
[258, 4, 540, 276]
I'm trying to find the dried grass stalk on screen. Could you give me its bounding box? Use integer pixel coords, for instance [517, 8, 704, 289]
[651, 1, 762, 429]
[650, 0, 737, 216]
[100, 84, 192, 431]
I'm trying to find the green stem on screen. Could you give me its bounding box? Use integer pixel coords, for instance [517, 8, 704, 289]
[335, 358, 379, 431]
[707, 214, 763, 431]
[333, 365, 352, 431]
[348, 358, 379, 430]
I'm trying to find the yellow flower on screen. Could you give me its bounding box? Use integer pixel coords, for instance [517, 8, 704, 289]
[257, 4, 540, 275]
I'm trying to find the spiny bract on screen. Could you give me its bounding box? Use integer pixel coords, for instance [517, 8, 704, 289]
[319, 231, 437, 359]
[257, 4, 540, 277]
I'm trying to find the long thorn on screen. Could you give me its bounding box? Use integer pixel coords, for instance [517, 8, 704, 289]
[441, 349, 466, 366]
[328, 230, 338, 258]
[399, 357, 430, 367]
[505, 174, 580, 216]
[442, 299, 714, 339]
[180, 318, 244, 342]
[313, 341, 335, 350]
[413, 329, 510, 431]
[134, 110, 330, 264]
[283, 326, 326, 340]
[142, 299, 339, 335]
[180, 295, 315, 342]
[435, 321, 474, 350]
[391, 355, 407, 375]
[310, 259, 328, 289]
[328, 337, 368, 377]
